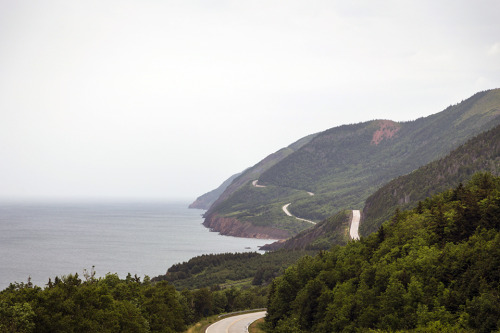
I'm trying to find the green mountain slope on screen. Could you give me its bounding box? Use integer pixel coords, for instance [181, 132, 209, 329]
[151, 250, 314, 290]
[263, 120, 500, 252]
[362, 122, 500, 235]
[260, 210, 351, 251]
[205, 133, 317, 216]
[204, 89, 500, 238]
[266, 173, 500, 332]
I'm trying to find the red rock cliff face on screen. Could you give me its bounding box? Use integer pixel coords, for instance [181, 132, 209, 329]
[203, 214, 290, 240]
[371, 120, 401, 145]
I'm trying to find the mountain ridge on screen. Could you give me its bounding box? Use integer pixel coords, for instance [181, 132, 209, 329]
[361, 121, 500, 235]
[262, 120, 500, 251]
[201, 133, 318, 216]
[189, 172, 241, 210]
[197, 89, 500, 239]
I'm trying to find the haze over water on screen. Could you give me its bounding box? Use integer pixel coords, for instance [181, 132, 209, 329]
[0, 201, 273, 290]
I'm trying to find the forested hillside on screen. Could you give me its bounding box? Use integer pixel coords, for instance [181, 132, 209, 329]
[152, 250, 313, 290]
[0, 250, 317, 332]
[266, 173, 500, 332]
[0, 270, 268, 332]
[204, 89, 500, 238]
[362, 122, 500, 236]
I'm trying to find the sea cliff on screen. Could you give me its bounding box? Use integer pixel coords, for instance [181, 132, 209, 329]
[203, 214, 289, 239]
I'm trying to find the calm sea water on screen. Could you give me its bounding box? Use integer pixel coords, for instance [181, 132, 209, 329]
[0, 201, 274, 290]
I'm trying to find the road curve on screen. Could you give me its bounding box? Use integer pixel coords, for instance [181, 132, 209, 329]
[282, 203, 293, 216]
[206, 311, 267, 333]
[350, 210, 360, 240]
[252, 180, 266, 188]
[252, 180, 316, 225]
[282, 203, 316, 225]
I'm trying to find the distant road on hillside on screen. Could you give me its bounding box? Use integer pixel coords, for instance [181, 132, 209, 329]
[252, 179, 316, 225]
[282, 203, 316, 225]
[252, 180, 266, 188]
[350, 210, 360, 240]
[206, 311, 266, 333]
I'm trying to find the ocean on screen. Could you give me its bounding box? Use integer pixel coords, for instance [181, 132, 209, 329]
[0, 201, 274, 290]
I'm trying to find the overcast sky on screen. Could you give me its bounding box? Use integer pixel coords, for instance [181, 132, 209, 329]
[1, 0, 499, 201]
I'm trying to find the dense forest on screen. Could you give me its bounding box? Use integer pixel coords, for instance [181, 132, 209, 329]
[362, 122, 500, 235]
[265, 173, 500, 332]
[0, 269, 267, 332]
[151, 250, 313, 290]
[0, 250, 315, 332]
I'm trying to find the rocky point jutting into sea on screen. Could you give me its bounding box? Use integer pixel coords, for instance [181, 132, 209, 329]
[202, 214, 289, 239]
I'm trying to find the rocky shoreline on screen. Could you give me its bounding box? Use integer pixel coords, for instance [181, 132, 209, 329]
[202, 214, 289, 240]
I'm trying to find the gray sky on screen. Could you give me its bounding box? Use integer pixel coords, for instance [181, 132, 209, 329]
[1, 0, 499, 201]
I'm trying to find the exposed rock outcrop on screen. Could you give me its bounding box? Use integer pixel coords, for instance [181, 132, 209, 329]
[203, 214, 289, 240]
[371, 120, 401, 145]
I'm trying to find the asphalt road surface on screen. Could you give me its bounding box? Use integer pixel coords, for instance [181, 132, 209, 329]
[350, 210, 360, 240]
[206, 311, 266, 333]
[282, 203, 316, 225]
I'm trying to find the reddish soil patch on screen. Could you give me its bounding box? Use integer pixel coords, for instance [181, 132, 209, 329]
[203, 214, 290, 239]
[371, 120, 401, 145]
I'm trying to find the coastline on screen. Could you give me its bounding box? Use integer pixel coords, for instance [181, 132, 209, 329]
[202, 213, 290, 240]
[0, 201, 273, 290]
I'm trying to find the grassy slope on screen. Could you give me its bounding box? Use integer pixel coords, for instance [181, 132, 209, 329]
[205, 133, 317, 219]
[261, 210, 352, 251]
[212, 182, 313, 234]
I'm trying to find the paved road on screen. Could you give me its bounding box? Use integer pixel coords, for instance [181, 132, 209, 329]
[252, 180, 266, 188]
[282, 203, 316, 225]
[350, 210, 360, 240]
[206, 311, 267, 333]
[282, 203, 293, 216]
[252, 180, 316, 225]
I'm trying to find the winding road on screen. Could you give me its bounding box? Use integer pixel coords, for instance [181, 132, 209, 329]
[252, 180, 317, 225]
[206, 311, 266, 333]
[251, 180, 361, 238]
[282, 203, 316, 225]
